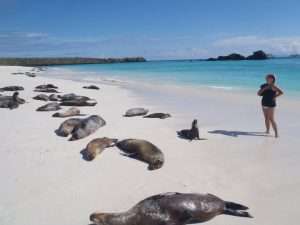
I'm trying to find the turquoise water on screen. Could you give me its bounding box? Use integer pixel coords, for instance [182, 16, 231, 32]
[55, 58, 300, 96]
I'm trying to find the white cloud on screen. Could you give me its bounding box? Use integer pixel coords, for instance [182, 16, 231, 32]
[213, 35, 300, 55]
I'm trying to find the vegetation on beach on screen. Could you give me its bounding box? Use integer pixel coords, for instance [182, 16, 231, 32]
[0, 57, 146, 66]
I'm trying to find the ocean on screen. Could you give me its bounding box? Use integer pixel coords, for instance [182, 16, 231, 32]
[48, 58, 300, 96]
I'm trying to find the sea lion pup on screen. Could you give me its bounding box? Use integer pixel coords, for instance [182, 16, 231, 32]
[0, 86, 24, 92]
[55, 118, 82, 137]
[33, 94, 49, 101]
[144, 113, 171, 119]
[35, 84, 58, 89]
[82, 137, 118, 161]
[83, 85, 100, 90]
[90, 192, 252, 225]
[49, 94, 60, 101]
[177, 119, 201, 141]
[0, 92, 25, 109]
[52, 107, 80, 118]
[69, 115, 106, 141]
[36, 102, 61, 111]
[124, 108, 149, 117]
[116, 139, 164, 170]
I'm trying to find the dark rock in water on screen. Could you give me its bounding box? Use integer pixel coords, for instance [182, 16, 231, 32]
[34, 88, 59, 93]
[60, 99, 97, 107]
[49, 94, 60, 101]
[52, 107, 80, 118]
[246, 50, 268, 60]
[35, 84, 58, 89]
[83, 85, 100, 90]
[144, 113, 171, 119]
[177, 119, 201, 141]
[36, 102, 61, 111]
[124, 108, 149, 117]
[55, 115, 106, 141]
[0, 86, 24, 92]
[207, 53, 246, 61]
[33, 94, 49, 101]
[0, 92, 25, 109]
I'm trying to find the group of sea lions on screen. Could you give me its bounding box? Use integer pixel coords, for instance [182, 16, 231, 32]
[124, 107, 171, 119]
[1, 71, 253, 225]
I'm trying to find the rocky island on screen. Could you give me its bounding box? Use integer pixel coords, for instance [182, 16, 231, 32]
[0, 57, 146, 66]
[207, 50, 268, 61]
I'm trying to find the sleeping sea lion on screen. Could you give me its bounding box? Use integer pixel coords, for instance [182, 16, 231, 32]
[177, 119, 201, 141]
[124, 108, 149, 117]
[52, 107, 80, 118]
[60, 99, 97, 107]
[81, 137, 118, 161]
[49, 94, 60, 101]
[33, 94, 49, 101]
[83, 85, 100, 90]
[34, 88, 59, 93]
[116, 139, 164, 170]
[59, 93, 90, 101]
[55, 118, 82, 137]
[36, 102, 61, 111]
[69, 115, 106, 141]
[144, 113, 171, 119]
[35, 84, 58, 89]
[0, 86, 24, 92]
[90, 192, 252, 225]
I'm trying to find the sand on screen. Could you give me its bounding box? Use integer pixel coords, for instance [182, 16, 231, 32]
[0, 66, 299, 225]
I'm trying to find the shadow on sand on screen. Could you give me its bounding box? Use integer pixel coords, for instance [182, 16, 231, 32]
[208, 130, 269, 138]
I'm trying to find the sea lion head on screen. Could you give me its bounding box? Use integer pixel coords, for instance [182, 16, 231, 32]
[192, 119, 198, 128]
[162, 113, 171, 119]
[148, 158, 164, 170]
[90, 212, 110, 224]
[84, 137, 118, 161]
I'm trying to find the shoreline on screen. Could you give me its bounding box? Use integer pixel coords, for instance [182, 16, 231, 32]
[1, 66, 300, 225]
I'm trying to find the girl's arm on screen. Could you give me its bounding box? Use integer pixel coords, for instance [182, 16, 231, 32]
[272, 85, 284, 97]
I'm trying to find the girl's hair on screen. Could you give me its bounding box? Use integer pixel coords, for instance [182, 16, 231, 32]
[266, 74, 276, 83]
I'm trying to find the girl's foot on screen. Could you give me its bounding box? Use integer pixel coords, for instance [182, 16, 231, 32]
[265, 130, 270, 134]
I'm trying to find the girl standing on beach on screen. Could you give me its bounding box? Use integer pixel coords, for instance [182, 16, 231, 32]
[257, 74, 283, 138]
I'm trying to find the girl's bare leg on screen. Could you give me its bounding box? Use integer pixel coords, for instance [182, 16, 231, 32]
[268, 108, 279, 138]
[262, 107, 270, 134]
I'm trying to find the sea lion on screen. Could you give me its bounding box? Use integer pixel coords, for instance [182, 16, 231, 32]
[55, 118, 82, 137]
[83, 85, 100, 90]
[116, 139, 164, 170]
[34, 88, 59, 93]
[49, 94, 60, 101]
[36, 102, 61, 111]
[81, 137, 118, 161]
[90, 192, 252, 225]
[177, 119, 201, 141]
[60, 99, 97, 107]
[33, 94, 49, 101]
[35, 84, 58, 89]
[59, 93, 90, 101]
[52, 107, 80, 118]
[144, 113, 171, 119]
[0, 92, 25, 109]
[124, 108, 149, 117]
[69, 115, 106, 141]
[0, 86, 24, 92]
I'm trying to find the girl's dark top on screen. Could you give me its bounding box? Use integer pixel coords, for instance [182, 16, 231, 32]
[260, 83, 277, 107]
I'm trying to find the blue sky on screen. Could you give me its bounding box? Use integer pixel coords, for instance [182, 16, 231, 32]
[1, 0, 300, 59]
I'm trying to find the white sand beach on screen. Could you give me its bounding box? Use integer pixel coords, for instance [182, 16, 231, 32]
[0, 66, 300, 225]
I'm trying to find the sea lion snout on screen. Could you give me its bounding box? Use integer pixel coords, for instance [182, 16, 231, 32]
[90, 213, 107, 224]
